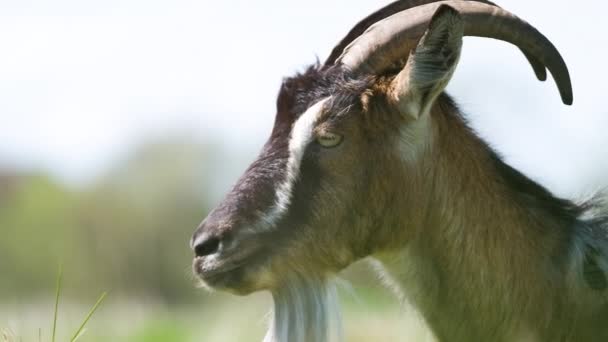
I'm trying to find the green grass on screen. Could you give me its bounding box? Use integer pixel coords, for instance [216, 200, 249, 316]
[127, 320, 190, 342]
[2, 267, 432, 341]
[2, 266, 107, 342]
[2, 294, 432, 342]
[70, 292, 107, 342]
[51, 265, 62, 342]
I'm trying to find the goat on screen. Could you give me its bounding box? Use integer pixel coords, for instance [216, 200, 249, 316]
[191, 1, 608, 341]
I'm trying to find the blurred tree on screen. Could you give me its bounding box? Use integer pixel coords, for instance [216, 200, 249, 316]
[0, 137, 216, 302]
[78, 137, 216, 302]
[0, 172, 80, 295]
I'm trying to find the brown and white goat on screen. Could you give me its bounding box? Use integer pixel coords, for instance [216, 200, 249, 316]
[191, 1, 608, 341]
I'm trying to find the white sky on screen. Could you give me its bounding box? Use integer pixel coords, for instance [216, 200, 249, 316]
[0, 0, 606, 197]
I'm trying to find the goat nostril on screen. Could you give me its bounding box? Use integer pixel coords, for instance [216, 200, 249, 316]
[194, 237, 221, 257]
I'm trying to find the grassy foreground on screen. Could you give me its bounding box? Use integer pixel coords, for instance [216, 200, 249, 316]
[1, 287, 433, 342]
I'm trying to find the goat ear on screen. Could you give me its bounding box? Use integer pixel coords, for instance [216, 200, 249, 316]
[391, 5, 464, 119]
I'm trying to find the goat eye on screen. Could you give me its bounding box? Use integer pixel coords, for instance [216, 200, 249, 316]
[316, 132, 343, 148]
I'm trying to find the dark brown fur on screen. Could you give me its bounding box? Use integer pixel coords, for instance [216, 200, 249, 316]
[192, 6, 607, 341]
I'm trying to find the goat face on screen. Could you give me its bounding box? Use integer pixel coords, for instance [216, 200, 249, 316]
[190, 77, 406, 294]
[191, 2, 572, 295]
[190, 6, 468, 295]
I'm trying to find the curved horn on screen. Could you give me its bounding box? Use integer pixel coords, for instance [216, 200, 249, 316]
[336, 1, 572, 105]
[324, 0, 547, 81]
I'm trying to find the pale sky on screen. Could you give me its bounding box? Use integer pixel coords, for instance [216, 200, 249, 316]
[0, 0, 606, 198]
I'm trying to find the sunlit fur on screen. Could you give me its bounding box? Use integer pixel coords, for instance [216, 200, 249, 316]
[371, 96, 608, 340]
[262, 10, 608, 340]
[193, 6, 608, 342]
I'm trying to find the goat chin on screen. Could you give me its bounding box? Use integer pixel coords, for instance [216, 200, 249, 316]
[264, 275, 342, 342]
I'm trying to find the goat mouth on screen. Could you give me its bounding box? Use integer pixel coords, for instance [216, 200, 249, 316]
[193, 250, 267, 294]
[193, 257, 245, 289]
[195, 260, 246, 287]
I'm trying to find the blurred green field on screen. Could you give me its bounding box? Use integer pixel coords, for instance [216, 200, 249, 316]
[1, 285, 433, 342]
[0, 137, 433, 341]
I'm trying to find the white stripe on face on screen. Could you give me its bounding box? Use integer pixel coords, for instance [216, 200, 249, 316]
[258, 97, 330, 229]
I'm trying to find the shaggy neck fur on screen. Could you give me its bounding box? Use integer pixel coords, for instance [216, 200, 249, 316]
[375, 97, 608, 341]
[264, 276, 341, 342]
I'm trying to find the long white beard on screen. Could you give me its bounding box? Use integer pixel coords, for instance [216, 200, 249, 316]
[263, 276, 342, 342]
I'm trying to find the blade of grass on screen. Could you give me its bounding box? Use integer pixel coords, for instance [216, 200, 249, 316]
[3, 328, 16, 342]
[69, 292, 107, 342]
[1, 329, 9, 342]
[52, 265, 63, 342]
